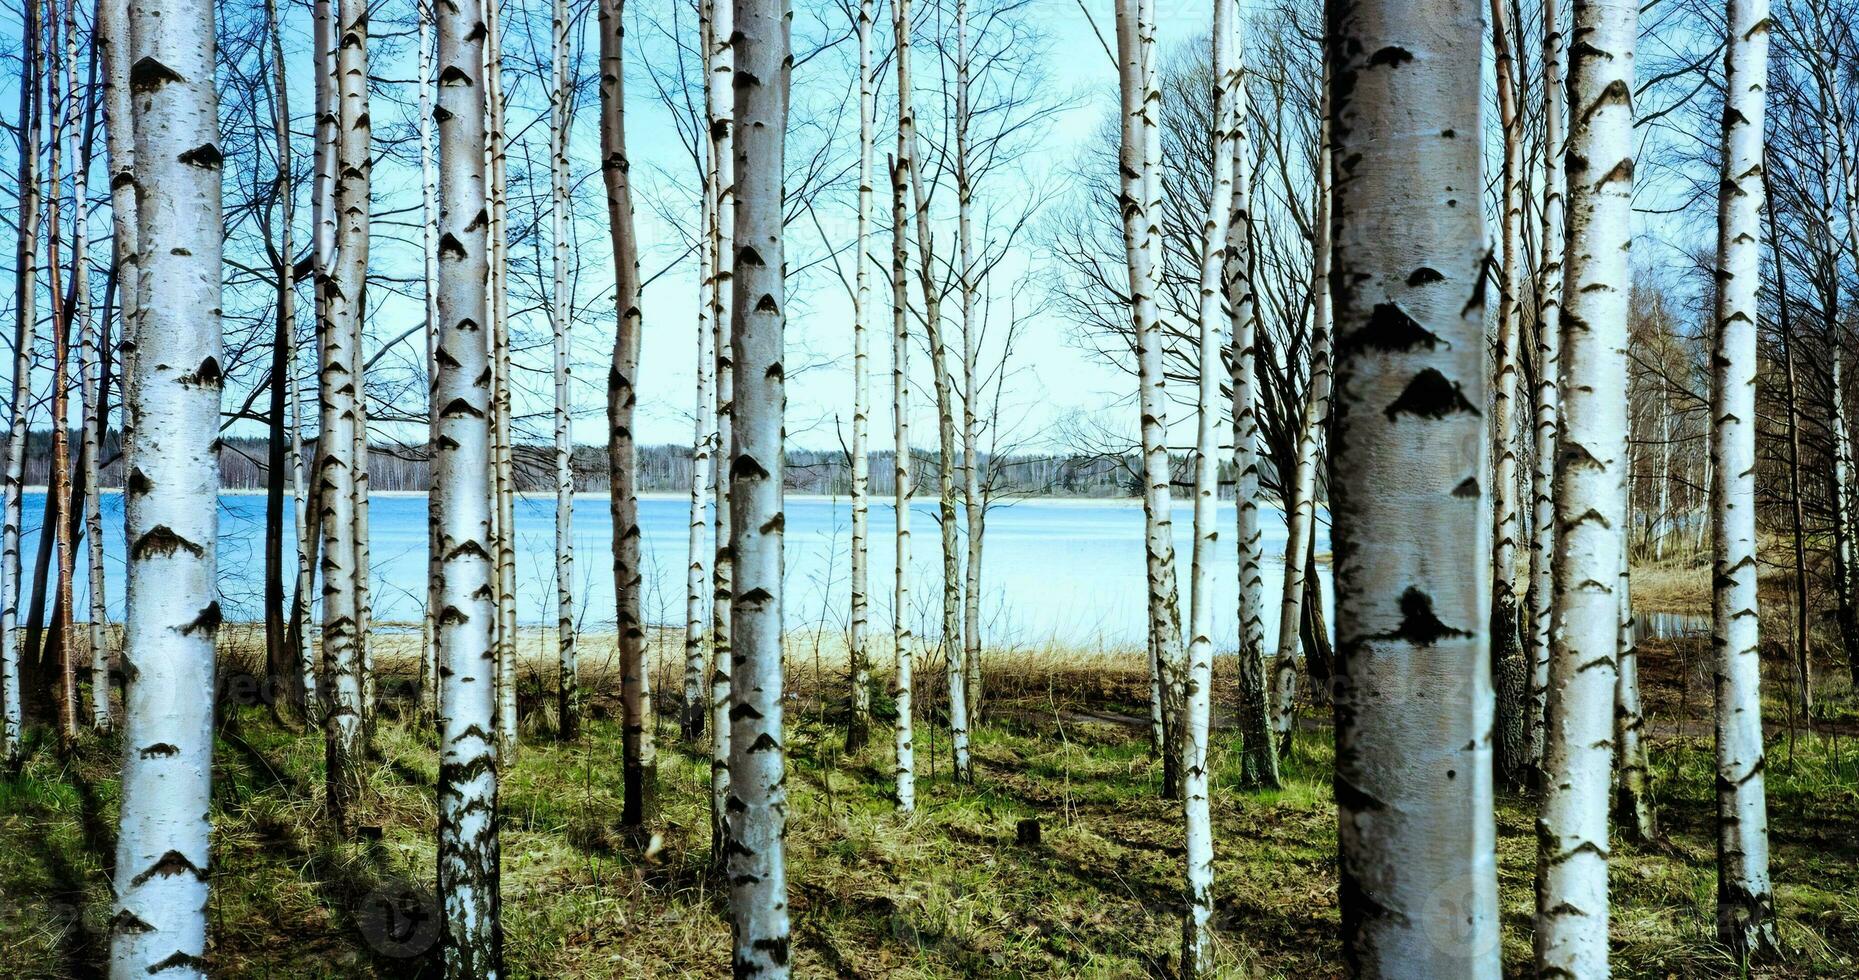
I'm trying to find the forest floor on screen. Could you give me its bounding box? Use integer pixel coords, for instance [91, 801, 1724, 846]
[1, 629, 1857, 978]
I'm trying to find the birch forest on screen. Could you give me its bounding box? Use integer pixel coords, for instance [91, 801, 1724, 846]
[6, 0, 1859, 973]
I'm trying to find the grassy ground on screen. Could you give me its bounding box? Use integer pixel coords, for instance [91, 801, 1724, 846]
[2, 634, 1857, 978]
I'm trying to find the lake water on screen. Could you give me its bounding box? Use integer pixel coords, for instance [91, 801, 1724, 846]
[16, 491, 1332, 649]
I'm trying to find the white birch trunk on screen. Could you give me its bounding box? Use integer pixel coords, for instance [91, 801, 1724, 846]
[726, 0, 791, 966]
[1225, 20, 1275, 790]
[419, 0, 441, 725]
[487, 0, 518, 758]
[62, 0, 105, 730]
[1709, 0, 1776, 956]
[1528, 0, 1566, 775]
[955, 0, 983, 726]
[599, 0, 653, 828]
[685, 0, 722, 744]
[847, 0, 875, 754]
[898, 6, 971, 781]
[707, 0, 737, 858]
[318, 0, 370, 831]
[1614, 552, 1653, 841]
[1115, 0, 1184, 790]
[108, 0, 222, 966]
[434, 0, 503, 959]
[1488, 0, 1529, 788]
[1327, 1, 1499, 971]
[550, 0, 579, 742]
[1270, 84, 1332, 750]
[1536, 0, 1634, 970]
[890, 150, 916, 814]
[7, 0, 47, 767]
[1181, 2, 1234, 969]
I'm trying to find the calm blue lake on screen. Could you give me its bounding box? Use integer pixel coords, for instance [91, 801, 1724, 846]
[19, 491, 1332, 648]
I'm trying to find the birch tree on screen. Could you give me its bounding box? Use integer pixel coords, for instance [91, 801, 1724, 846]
[4, 0, 45, 770]
[48, 0, 82, 745]
[1181, 0, 1235, 969]
[420, 0, 442, 724]
[1528, 0, 1566, 777]
[675, 0, 723, 744]
[1536, 0, 1634, 970]
[319, 0, 372, 832]
[264, 0, 303, 722]
[1709, 0, 1776, 956]
[846, 0, 876, 755]
[1114, 0, 1184, 793]
[1487, 0, 1529, 788]
[601, 0, 654, 831]
[1614, 551, 1653, 840]
[1269, 84, 1332, 754]
[899, 0, 972, 780]
[434, 0, 503, 957]
[725, 0, 792, 966]
[954, 0, 982, 726]
[891, 149, 917, 813]
[1327, 0, 1499, 971]
[489, 0, 518, 758]
[57, 0, 108, 732]
[1226, 18, 1275, 790]
[706, 0, 737, 858]
[108, 0, 223, 964]
[551, 0, 580, 742]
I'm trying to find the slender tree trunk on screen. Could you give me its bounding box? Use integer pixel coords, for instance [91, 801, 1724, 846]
[1270, 81, 1332, 754]
[1709, 0, 1776, 957]
[683, 154, 714, 743]
[1181, 3, 1235, 970]
[1488, 0, 1529, 790]
[434, 0, 504, 958]
[419, 0, 441, 726]
[899, 14, 971, 782]
[318, 0, 370, 833]
[1614, 551, 1653, 841]
[1226, 20, 1276, 791]
[1829, 356, 1859, 669]
[48, 0, 80, 748]
[4, 0, 45, 769]
[846, 0, 875, 755]
[264, 0, 304, 721]
[1771, 192, 1811, 711]
[890, 150, 917, 814]
[1535, 0, 1633, 969]
[1820, 1, 1859, 690]
[108, 0, 223, 963]
[550, 0, 579, 742]
[684, 0, 722, 744]
[488, 0, 518, 758]
[955, 0, 983, 727]
[600, 0, 653, 831]
[726, 0, 792, 966]
[1528, 0, 1566, 781]
[92, 0, 132, 748]
[707, 0, 737, 859]
[1327, 0, 1500, 972]
[1115, 0, 1184, 796]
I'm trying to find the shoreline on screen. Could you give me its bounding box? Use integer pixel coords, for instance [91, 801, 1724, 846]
[27, 486, 1295, 508]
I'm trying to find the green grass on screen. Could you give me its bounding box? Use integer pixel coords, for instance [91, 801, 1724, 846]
[2, 642, 1857, 977]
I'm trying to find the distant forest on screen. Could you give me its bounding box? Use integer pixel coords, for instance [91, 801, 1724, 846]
[8, 430, 1275, 500]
